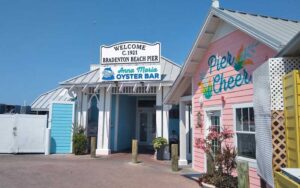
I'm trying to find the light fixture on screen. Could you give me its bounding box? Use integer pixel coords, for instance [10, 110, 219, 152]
[114, 81, 118, 87]
[221, 96, 225, 105]
[197, 111, 203, 128]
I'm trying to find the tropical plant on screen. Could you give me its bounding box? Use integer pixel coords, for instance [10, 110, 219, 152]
[199, 79, 213, 100]
[73, 125, 88, 155]
[195, 126, 238, 188]
[152, 137, 168, 150]
[233, 42, 258, 71]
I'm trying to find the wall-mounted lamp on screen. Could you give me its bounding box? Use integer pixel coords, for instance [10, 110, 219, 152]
[197, 111, 203, 128]
[221, 96, 225, 105]
[114, 81, 119, 87]
[140, 81, 145, 87]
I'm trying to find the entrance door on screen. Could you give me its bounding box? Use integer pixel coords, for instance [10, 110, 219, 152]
[205, 110, 221, 173]
[208, 111, 221, 154]
[137, 109, 156, 145]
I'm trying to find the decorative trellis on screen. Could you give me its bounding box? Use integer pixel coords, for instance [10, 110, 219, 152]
[269, 58, 300, 171]
[271, 110, 286, 171]
[269, 57, 300, 110]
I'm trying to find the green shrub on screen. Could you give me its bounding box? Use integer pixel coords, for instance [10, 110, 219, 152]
[152, 137, 168, 150]
[73, 126, 87, 155]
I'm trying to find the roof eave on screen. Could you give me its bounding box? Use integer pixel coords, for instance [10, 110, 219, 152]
[60, 81, 175, 87]
[276, 32, 300, 57]
[31, 108, 49, 112]
[165, 7, 288, 104]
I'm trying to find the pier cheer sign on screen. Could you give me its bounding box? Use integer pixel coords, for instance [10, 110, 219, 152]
[100, 41, 161, 81]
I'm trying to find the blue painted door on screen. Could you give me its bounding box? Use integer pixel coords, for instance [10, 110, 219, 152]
[50, 102, 74, 154]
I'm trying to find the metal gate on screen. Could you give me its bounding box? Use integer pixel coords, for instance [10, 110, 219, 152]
[0, 114, 47, 153]
[49, 102, 75, 154]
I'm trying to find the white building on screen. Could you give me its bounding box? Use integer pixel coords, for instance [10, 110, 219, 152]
[32, 41, 181, 158]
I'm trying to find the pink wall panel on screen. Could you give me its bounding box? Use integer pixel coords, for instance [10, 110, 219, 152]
[192, 29, 277, 188]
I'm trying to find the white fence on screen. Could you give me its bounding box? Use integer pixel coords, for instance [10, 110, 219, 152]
[0, 114, 47, 153]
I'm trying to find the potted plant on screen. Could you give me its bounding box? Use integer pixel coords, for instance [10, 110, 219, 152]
[152, 137, 168, 160]
[195, 126, 238, 188]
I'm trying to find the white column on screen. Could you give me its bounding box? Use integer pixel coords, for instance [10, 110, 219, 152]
[179, 101, 188, 166]
[103, 90, 111, 151]
[162, 87, 171, 159]
[96, 88, 105, 154]
[186, 105, 192, 160]
[162, 87, 170, 140]
[96, 88, 111, 155]
[156, 87, 162, 137]
[76, 90, 83, 127]
[81, 94, 88, 130]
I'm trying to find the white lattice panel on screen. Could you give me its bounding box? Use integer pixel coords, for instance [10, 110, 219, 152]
[253, 62, 274, 187]
[269, 57, 300, 110]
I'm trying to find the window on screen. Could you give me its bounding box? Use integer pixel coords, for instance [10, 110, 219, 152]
[209, 111, 221, 155]
[235, 107, 256, 159]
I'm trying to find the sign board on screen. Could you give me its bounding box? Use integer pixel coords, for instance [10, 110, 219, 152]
[101, 41, 160, 64]
[100, 64, 161, 81]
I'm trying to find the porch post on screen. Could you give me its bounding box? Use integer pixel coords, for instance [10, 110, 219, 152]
[81, 94, 88, 129]
[156, 87, 162, 137]
[162, 87, 170, 140]
[96, 88, 111, 155]
[179, 101, 188, 166]
[76, 90, 83, 127]
[185, 105, 192, 160]
[162, 87, 171, 159]
[103, 90, 111, 151]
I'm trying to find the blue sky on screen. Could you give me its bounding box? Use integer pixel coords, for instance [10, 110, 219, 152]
[0, 0, 300, 105]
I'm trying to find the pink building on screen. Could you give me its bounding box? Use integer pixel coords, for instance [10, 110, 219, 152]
[165, 1, 300, 188]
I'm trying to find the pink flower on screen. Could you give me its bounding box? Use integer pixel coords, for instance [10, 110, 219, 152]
[221, 129, 234, 139]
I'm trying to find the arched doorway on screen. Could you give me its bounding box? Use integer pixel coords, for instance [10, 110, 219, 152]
[87, 95, 99, 151]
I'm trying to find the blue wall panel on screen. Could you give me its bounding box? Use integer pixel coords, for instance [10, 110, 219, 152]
[50, 103, 73, 154]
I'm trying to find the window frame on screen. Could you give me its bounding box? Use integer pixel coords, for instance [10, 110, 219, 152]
[232, 103, 257, 168]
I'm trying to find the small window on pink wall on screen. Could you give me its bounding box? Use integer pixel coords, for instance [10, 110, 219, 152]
[235, 106, 256, 160]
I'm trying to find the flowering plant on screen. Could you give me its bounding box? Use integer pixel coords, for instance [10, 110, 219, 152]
[195, 126, 237, 187]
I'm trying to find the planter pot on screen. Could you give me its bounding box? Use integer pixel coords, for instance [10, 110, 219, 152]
[201, 182, 216, 188]
[156, 146, 165, 160]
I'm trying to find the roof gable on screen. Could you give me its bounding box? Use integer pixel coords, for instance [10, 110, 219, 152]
[165, 7, 300, 104]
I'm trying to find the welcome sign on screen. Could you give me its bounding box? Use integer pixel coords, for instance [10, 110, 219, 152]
[101, 41, 160, 64]
[100, 64, 161, 81]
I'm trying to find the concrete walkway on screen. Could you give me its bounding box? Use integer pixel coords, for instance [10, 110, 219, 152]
[0, 153, 199, 188]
